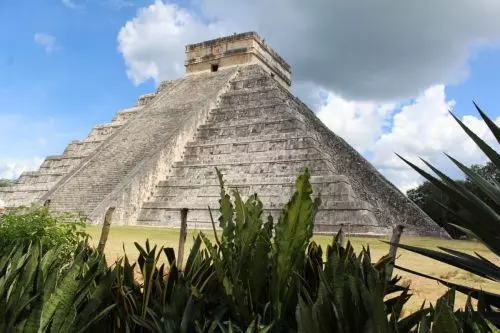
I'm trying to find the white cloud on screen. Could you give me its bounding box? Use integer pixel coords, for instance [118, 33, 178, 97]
[317, 93, 395, 152]
[116, 0, 500, 192]
[0, 114, 63, 181]
[318, 85, 500, 191]
[117, 1, 226, 85]
[34, 33, 58, 54]
[61, 0, 81, 9]
[0, 157, 43, 180]
[106, 0, 132, 9]
[118, 0, 500, 101]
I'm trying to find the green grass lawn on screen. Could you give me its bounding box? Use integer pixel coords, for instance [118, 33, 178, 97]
[86, 225, 499, 314]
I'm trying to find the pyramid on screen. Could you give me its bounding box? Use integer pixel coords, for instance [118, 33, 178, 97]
[0, 32, 442, 236]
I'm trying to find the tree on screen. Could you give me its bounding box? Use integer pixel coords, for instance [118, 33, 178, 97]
[0, 179, 13, 187]
[406, 162, 500, 238]
[407, 180, 463, 238]
[469, 161, 500, 182]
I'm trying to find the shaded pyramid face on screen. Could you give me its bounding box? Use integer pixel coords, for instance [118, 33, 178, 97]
[0, 65, 442, 236]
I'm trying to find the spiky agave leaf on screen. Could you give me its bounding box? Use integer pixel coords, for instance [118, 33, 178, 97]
[272, 168, 320, 324]
[397, 107, 500, 318]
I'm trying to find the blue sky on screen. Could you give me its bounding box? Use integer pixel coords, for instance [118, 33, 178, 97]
[1, 0, 153, 161]
[1, 0, 499, 190]
[447, 47, 500, 117]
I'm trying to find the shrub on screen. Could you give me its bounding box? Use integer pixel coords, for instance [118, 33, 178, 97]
[0, 240, 112, 333]
[0, 206, 89, 258]
[0, 178, 14, 187]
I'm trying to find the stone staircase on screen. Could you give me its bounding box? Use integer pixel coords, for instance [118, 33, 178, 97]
[137, 65, 379, 233]
[41, 69, 237, 222]
[0, 103, 145, 208]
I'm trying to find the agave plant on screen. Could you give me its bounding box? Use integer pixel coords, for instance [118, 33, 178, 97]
[194, 168, 427, 332]
[0, 240, 114, 333]
[395, 103, 500, 327]
[91, 237, 218, 333]
[297, 236, 427, 333]
[196, 168, 316, 330]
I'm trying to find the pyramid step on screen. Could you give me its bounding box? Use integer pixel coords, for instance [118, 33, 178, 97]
[186, 133, 319, 148]
[229, 73, 275, 91]
[208, 104, 290, 124]
[111, 106, 143, 122]
[39, 155, 85, 172]
[63, 139, 105, 157]
[170, 170, 334, 183]
[173, 153, 327, 167]
[157, 174, 349, 187]
[171, 161, 332, 178]
[195, 118, 306, 140]
[138, 203, 378, 232]
[209, 100, 284, 114]
[7, 183, 55, 192]
[148, 184, 354, 203]
[184, 138, 318, 158]
[144, 193, 358, 209]
[217, 95, 285, 110]
[199, 113, 299, 130]
[142, 200, 371, 211]
[17, 172, 63, 184]
[87, 123, 125, 141]
[180, 147, 322, 164]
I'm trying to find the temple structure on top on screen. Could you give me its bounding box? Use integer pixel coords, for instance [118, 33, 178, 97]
[185, 32, 291, 89]
[0, 32, 444, 236]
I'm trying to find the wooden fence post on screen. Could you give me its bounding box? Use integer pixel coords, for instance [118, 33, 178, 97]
[177, 208, 189, 269]
[97, 207, 115, 254]
[338, 225, 347, 248]
[386, 224, 405, 282]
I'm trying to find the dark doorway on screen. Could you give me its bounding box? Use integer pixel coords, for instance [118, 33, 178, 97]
[211, 64, 219, 72]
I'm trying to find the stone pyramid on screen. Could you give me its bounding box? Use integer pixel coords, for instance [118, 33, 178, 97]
[0, 32, 441, 236]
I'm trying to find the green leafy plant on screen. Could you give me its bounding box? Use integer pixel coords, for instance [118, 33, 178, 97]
[406, 161, 500, 239]
[0, 206, 89, 257]
[395, 103, 500, 327]
[197, 168, 320, 330]
[97, 169, 424, 332]
[0, 240, 113, 333]
[192, 168, 426, 332]
[82, 234, 217, 333]
[0, 178, 14, 187]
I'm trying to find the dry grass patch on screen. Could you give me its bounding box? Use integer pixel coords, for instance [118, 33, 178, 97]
[86, 226, 499, 313]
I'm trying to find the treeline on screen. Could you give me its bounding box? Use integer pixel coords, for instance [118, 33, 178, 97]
[407, 162, 500, 238]
[0, 178, 14, 187]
